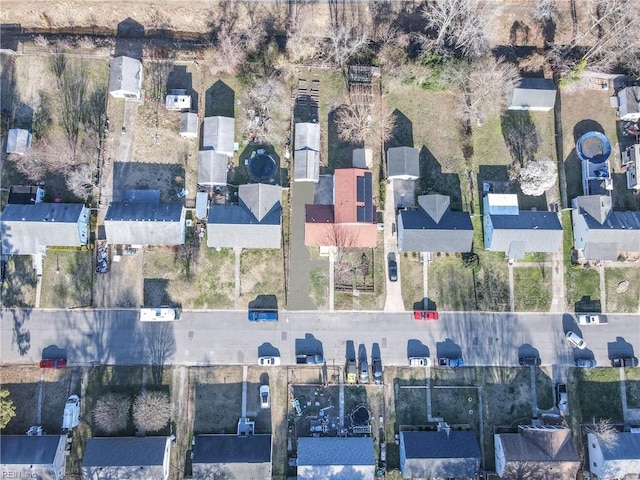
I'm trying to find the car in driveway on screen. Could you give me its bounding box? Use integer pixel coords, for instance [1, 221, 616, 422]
[611, 356, 639, 367]
[259, 385, 270, 409]
[40, 358, 67, 369]
[413, 310, 439, 320]
[388, 256, 398, 282]
[359, 360, 369, 383]
[565, 331, 587, 349]
[578, 314, 606, 325]
[409, 357, 431, 367]
[519, 356, 541, 367]
[555, 383, 568, 410]
[258, 356, 281, 366]
[372, 357, 382, 384]
[575, 358, 597, 368]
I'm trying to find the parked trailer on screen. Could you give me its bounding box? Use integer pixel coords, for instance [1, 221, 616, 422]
[139, 308, 180, 322]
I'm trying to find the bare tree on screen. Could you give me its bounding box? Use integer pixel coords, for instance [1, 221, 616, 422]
[518, 156, 557, 196]
[286, 0, 320, 63]
[531, 0, 556, 22]
[321, 25, 369, 68]
[11, 150, 47, 182]
[133, 391, 171, 433]
[587, 419, 619, 448]
[209, 31, 247, 76]
[334, 93, 396, 145]
[146, 48, 174, 103]
[244, 77, 290, 144]
[93, 393, 131, 434]
[60, 60, 88, 157]
[66, 164, 94, 200]
[422, 0, 489, 58]
[49, 52, 67, 90]
[502, 111, 539, 167]
[449, 57, 520, 125]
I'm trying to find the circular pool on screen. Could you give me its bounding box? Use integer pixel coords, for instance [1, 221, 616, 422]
[248, 151, 277, 183]
[576, 131, 612, 164]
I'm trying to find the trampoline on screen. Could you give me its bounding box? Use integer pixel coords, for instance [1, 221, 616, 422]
[576, 131, 612, 164]
[248, 150, 277, 183]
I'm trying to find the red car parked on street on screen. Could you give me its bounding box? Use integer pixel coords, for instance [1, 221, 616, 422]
[39, 358, 67, 369]
[413, 311, 439, 320]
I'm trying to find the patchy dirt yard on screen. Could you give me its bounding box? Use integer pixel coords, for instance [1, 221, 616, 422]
[40, 249, 93, 308]
[240, 249, 285, 310]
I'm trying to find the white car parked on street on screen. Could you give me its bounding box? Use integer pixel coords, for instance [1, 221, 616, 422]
[566, 331, 587, 349]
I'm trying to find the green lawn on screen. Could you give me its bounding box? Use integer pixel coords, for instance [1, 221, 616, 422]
[625, 368, 640, 408]
[401, 252, 425, 310]
[427, 257, 476, 311]
[239, 249, 285, 308]
[535, 368, 554, 410]
[605, 267, 640, 313]
[40, 249, 93, 308]
[572, 367, 622, 423]
[514, 266, 552, 312]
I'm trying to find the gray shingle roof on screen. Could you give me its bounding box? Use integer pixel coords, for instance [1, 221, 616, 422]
[498, 428, 580, 480]
[573, 195, 640, 260]
[207, 184, 282, 248]
[108, 56, 142, 97]
[398, 195, 473, 253]
[198, 150, 229, 186]
[192, 434, 272, 464]
[180, 112, 198, 136]
[297, 437, 375, 467]
[0, 435, 64, 465]
[387, 146, 419, 178]
[1, 203, 89, 254]
[82, 437, 169, 480]
[104, 202, 185, 245]
[294, 123, 321, 182]
[202, 116, 235, 155]
[401, 431, 481, 479]
[592, 432, 640, 478]
[509, 78, 557, 111]
[617, 86, 640, 119]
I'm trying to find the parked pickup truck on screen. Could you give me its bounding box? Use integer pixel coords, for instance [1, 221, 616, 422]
[611, 356, 639, 367]
[296, 353, 324, 365]
[438, 356, 465, 368]
[248, 310, 278, 322]
[346, 359, 357, 383]
[578, 314, 607, 325]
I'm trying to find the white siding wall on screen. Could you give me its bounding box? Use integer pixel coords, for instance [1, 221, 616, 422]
[587, 433, 606, 478]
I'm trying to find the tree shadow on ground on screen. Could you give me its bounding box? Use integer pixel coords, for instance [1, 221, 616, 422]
[386, 109, 413, 149]
[501, 110, 539, 167]
[417, 145, 463, 211]
[167, 65, 199, 113]
[115, 18, 144, 59]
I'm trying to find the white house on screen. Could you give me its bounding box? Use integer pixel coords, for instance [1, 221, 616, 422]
[588, 432, 640, 479]
[622, 143, 640, 191]
[108, 56, 143, 101]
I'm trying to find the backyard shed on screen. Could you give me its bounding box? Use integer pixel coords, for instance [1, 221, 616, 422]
[165, 89, 191, 111]
[508, 78, 557, 111]
[179, 112, 198, 138]
[616, 86, 640, 122]
[6, 128, 31, 155]
[202, 116, 235, 156]
[294, 122, 321, 182]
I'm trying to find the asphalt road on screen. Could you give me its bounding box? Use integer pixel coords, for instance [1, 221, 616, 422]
[1, 309, 638, 368]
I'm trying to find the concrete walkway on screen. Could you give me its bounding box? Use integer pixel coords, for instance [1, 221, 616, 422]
[34, 275, 42, 308]
[620, 367, 640, 425]
[422, 257, 429, 306]
[383, 181, 404, 312]
[35, 370, 44, 424]
[529, 366, 538, 417]
[241, 365, 248, 418]
[599, 262, 607, 314]
[233, 248, 242, 310]
[338, 366, 345, 427]
[508, 263, 515, 312]
[550, 250, 567, 313]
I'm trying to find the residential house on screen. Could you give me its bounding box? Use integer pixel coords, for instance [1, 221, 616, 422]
[0, 435, 67, 480]
[494, 426, 580, 480]
[0, 203, 89, 255]
[108, 56, 142, 101]
[588, 432, 640, 479]
[483, 193, 563, 260]
[305, 168, 377, 248]
[202, 116, 235, 156]
[104, 201, 186, 246]
[398, 194, 474, 253]
[7, 185, 45, 204]
[297, 437, 376, 480]
[82, 437, 171, 480]
[400, 428, 481, 479]
[207, 183, 281, 249]
[353, 148, 372, 169]
[165, 89, 191, 111]
[198, 150, 229, 187]
[622, 143, 640, 191]
[192, 434, 272, 480]
[616, 86, 640, 122]
[294, 122, 321, 182]
[571, 195, 640, 261]
[508, 78, 557, 112]
[180, 112, 198, 138]
[6, 128, 31, 155]
[387, 146, 420, 180]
